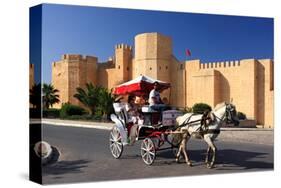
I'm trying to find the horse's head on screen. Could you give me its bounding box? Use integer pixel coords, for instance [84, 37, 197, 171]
[225, 103, 239, 126]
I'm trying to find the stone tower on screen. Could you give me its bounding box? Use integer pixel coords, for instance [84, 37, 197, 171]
[133, 33, 172, 100]
[114, 44, 132, 84]
[52, 54, 98, 108]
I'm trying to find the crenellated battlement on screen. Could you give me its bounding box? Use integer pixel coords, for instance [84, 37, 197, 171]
[61, 54, 97, 62]
[115, 43, 132, 50]
[200, 60, 241, 69]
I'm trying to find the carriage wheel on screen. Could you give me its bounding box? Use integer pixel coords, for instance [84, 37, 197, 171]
[141, 138, 156, 165]
[109, 126, 123, 159]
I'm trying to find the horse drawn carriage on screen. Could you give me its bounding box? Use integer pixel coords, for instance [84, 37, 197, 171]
[110, 103, 184, 165]
[109, 75, 239, 167]
[109, 76, 183, 165]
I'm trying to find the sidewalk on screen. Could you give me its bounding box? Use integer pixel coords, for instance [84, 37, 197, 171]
[42, 118, 274, 145]
[42, 118, 114, 130]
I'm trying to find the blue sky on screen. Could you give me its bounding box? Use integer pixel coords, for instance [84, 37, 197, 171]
[38, 4, 273, 83]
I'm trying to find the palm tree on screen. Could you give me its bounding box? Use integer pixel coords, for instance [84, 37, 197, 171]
[30, 83, 42, 109]
[97, 88, 116, 119]
[43, 84, 60, 109]
[74, 83, 100, 115]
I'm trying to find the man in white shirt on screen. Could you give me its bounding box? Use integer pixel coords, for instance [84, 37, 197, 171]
[149, 82, 162, 105]
[148, 82, 169, 122]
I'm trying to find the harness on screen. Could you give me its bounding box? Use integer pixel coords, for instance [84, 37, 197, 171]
[176, 110, 226, 137]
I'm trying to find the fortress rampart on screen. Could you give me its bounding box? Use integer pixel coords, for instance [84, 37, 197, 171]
[51, 32, 274, 128]
[29, 64, 34, 89]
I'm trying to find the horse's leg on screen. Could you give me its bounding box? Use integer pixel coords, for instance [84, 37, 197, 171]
[176, 141, 183, 163]
[204, 136, 217, 168]
[182, 135, 192, 166]
[205, 146, 211, 164]
[210, 144, 217, 168]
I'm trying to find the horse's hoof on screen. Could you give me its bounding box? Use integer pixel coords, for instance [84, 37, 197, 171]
[176, 158, 180, 163]
[187, 161, 192, 167]
[207, 163, 214, 169]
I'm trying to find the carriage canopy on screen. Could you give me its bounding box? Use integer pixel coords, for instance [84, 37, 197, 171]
[113, 75, 170, 95]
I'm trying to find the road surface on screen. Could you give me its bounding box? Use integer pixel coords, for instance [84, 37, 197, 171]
[41, 124, 273, 184]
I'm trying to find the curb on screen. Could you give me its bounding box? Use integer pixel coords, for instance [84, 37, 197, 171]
[42, 119, 114, 130]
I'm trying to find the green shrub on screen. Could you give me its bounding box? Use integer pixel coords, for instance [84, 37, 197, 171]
[43, 108, 60, 118]
[60, 103, 87, 118]
[237, 112, 246, 120]
[192, 103, 212, 114]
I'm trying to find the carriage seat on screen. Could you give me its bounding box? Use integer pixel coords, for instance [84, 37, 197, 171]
[113, 102, 125, 113]
[113, 103, 129, 124]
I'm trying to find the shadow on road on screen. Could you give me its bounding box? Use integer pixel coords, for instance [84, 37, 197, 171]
[157, 149, 273, 170]
[43, 159, 91, 175]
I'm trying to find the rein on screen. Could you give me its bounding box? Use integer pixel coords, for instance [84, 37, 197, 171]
[212, 109, 226, 123]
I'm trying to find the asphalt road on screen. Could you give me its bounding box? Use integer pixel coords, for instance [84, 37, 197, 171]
[41, 124, 273, 184]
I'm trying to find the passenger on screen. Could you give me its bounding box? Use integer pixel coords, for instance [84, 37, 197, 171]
[125, 95, 143, 144]
[135, 95, 146, 106]
[126, 95, 139, 124]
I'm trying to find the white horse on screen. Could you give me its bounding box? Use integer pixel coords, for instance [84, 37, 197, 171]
[174, 102, 239, 168]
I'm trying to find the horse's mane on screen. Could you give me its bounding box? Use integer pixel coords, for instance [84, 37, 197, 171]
[213, 102, 226, 111]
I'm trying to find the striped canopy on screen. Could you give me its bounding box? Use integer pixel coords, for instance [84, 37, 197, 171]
[113, 75, 170, 95]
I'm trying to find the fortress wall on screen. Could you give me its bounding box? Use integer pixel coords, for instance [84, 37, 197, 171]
[50, 33, 274, 128]
[29, 64, 34, 89]
[128, 56, 133, 80]
[185, 60, 200, 108]
[256, 59, 274, 128]
[216, 59, 257, 120]
[97, 66, 108, 88]
[52, 54, 98, 108]
[267, 90, 274, 127]
[188, 69, 220, 107]
[131, 58, 138, 78]
[85, 56, 98, 85]
[169, 58, 186, 108]
[185, 59, 257, 120]
[52, 60, 69, 108]
[68, 61, 82, 106]
[107, 68, 122, 91]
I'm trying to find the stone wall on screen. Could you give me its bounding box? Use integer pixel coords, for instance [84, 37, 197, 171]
[51, 32, 274, 128]
[29, 64, 34, 89]
[52, 54, 97, 108]
[184, 59, 274, 128]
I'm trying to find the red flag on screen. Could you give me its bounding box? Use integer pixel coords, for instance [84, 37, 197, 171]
[185, 49, 191, 56]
